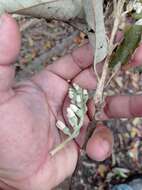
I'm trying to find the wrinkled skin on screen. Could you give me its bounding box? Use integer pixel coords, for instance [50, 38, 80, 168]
[0, 14, 142, 190]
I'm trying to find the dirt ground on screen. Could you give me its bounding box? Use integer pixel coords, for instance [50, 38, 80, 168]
[15, 16, 142, 190]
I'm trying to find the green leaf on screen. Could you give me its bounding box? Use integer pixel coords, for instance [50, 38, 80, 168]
[109, 25, 142, 68]
[113, 167, 130, 178]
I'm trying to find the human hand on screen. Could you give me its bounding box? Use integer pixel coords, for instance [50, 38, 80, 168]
[0, 14, 142, 190]
[0, 14, 113, 190]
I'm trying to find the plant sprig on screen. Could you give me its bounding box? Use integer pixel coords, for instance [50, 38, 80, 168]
[50, 83, 89, 156]
[94, 0, 127, 118]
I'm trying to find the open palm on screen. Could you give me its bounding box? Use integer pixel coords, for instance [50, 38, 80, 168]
[0, 14, 114, 190]
[0, 14, 142, 190]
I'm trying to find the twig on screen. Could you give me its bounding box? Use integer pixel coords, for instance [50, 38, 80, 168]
[105, 62, 121, 88]
[50, 135, 75, 156]
[94, 64, 100, 82]
[94, 0, 126, 117]
[50, 115, 84, 156]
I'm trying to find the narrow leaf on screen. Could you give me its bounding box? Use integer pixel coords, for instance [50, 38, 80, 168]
[0, 0, 56, 14]
[0, 0, 83, 23]
[109, 25, 142, 68]
[83, 0, 108, 64]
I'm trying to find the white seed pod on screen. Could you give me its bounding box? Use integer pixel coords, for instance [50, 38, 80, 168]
[83, 89, 88, 95]
[69, 88, 74, 98]
[70, 104, 79, 113]
[75, 109, 83, 118]
[68, 116, 78, 127]
[83, 89, 89, 102]
[76, 95, 82, 103]
[69, 92, 74, 99]
[56, 120, 66, 131]
[56, 120, 71, 136]
[67, 107, 76, 118]
[73, 83, 80, 90]
[71, 99, 76, 104]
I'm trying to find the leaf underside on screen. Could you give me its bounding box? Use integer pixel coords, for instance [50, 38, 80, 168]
[83, 0, 108, 64]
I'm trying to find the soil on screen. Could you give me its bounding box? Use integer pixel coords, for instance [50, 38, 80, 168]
[15, 16, 142, 190]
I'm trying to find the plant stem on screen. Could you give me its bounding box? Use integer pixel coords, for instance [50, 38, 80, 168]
[94, 0, 126, 117]
[50, 111, 85, 156]
[50, 134, 75, 156]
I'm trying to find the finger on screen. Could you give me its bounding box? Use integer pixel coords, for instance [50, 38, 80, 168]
[0, 14, 21, 65]
[71, 43, 142, 111]
[46, 43, 94, 80]
[122, 42, 142, 70]
[33, 44, 94, 114]
[0, 14, 21, 93]
[46, 35, 142, 84]
[102, 95, 142, 119]
[72, 67, 97, 90]
[86, 124, 114, 161]
[87, 94, 142, 120]
[63, 95, 114, 161]
[32, 70, 69, 116]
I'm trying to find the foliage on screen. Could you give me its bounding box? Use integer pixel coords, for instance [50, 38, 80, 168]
[110, 25, 142, 68]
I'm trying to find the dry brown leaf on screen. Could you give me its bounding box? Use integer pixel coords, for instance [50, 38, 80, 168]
[98, 164, 107, 177]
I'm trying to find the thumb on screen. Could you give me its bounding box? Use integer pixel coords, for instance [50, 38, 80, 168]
[0, 14, 21, 93]
[86, 124, 114, 161]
